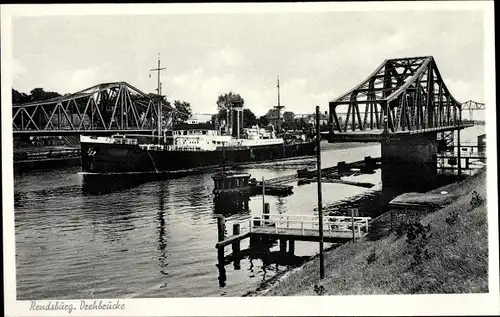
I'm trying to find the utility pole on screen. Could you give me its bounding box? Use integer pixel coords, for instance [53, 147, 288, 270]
[316, 105, 324, 279]
[150, 53, 166, 144]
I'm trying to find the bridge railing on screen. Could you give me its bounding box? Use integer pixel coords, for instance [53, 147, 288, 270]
[437, 151, 487, 158]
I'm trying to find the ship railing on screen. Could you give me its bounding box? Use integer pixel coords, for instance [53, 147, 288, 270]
[139, 144, 165, 151]
[113, 138, 138, 145]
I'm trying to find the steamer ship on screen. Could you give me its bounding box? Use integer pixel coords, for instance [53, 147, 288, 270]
[80, 56, 316, 175]
[80, 117, 316, 174]
[80, 80, 316, 175]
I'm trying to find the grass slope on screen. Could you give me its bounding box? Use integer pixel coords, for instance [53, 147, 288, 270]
[263, 169, 488, 296]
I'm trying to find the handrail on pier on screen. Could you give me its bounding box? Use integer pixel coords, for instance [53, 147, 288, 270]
[264, 213, 371, 222]
[249, 213, 371, 237]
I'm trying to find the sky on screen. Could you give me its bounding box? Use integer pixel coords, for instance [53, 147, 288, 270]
[11, 9, 485, 118]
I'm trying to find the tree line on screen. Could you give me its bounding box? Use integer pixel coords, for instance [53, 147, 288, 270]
[12, 88, 62, 104]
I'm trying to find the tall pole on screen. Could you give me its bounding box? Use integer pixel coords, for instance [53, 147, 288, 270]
[150, 53, 166, 143]
[262, 176, 265, 213]
[316, 106, 324, 279]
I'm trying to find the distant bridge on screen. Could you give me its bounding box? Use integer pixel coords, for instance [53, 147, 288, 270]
[328, 56, 474, 142]
[12, 82, 174, 136]
[461, 100, 485, 121]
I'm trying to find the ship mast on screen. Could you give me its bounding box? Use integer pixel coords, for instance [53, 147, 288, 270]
[150, 53, 166, 143]
[274, 75, 284, 132]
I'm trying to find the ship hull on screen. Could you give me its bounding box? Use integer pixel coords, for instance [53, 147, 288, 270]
[81, 141, 316, 174]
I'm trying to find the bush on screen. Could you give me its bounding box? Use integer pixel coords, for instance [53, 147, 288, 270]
[313, 284, 326, 295]
[470, 191, 485, 208]
[366, 248, 377, 265]
[395, 219, 433, 268]
[394, 214, 411, 237]
[406, 221, 432, 268]
[445, 211, 459, 226]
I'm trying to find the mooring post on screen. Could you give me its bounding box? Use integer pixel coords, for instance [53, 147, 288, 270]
[232, 223, 241, 254]
[216, 215, 225, 261]
[263, 202, 270, 226]
[289, 239, 295, 255]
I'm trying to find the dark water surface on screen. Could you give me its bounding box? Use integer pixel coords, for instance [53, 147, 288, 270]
[14, 128, 483, 299]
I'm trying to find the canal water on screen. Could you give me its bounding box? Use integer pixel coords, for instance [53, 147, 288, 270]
[14, 127, 484, 299]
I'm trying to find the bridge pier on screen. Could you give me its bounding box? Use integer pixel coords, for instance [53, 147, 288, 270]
[381, 133, 438, 193]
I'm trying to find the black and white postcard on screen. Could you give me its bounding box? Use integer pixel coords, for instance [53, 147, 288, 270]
[2, 2, 498, 316]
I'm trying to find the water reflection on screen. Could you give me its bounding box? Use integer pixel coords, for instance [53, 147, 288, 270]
[14, 192, 26, 209]
[217, 262, 226, 287]
[81, 174, 154, 195]
[276, 196, 286, 214]
[216, 244, 310, 289]
[213, 196, 250, 216]
[157, 181, 168, 276]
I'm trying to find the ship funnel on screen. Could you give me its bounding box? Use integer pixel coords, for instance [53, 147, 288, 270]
[230, 96, 244, 139]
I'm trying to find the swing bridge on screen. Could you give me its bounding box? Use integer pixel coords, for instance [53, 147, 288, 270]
[12, 82, 175, 136]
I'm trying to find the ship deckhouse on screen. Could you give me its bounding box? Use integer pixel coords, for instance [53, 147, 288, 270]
[169, 120, 283, 151]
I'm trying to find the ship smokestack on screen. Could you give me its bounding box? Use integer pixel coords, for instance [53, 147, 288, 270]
[230, 97, 244, 139]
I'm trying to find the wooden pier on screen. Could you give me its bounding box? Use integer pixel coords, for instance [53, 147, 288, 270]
[215, 203, 371, 259]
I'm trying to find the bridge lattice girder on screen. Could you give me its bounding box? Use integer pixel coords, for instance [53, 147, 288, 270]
[461, 100, 485, 110]
[329, 56, 462, 133]
[12, 82, 174, 135]
[461, 100, 485, 120]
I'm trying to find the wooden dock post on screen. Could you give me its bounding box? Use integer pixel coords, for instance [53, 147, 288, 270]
[263, 202, 270, 225]
[279, 239, 287, 255]
[288, 239, 295, 255]
[216, 215, 226, 260]
[232, 223, 241, 254]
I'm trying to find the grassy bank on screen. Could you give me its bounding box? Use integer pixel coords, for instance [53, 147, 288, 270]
[257, 168, 488, 296]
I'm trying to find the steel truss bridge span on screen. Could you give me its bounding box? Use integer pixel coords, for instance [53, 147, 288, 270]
[461, 100, 486, 121]
[329, 56, 472, 140]
[12, 82, 175, 136]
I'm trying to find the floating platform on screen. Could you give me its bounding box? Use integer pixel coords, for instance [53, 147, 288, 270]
[212, 171, 252, 198]
[254, 182, 293, 196]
